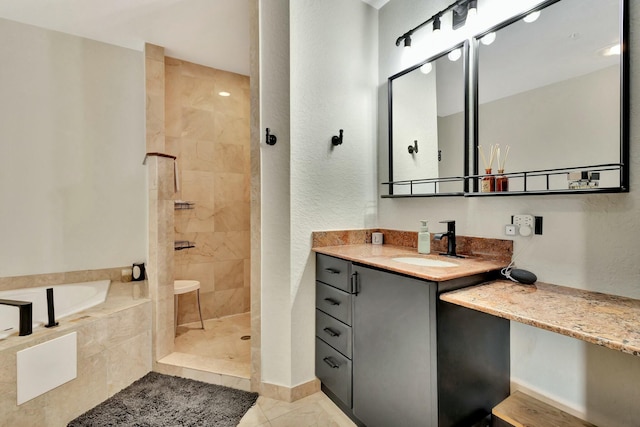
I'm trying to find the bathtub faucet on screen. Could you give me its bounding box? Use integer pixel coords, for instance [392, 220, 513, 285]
[0, 299, 33, 336]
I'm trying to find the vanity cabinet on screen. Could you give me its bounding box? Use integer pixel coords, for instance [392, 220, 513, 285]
[315, 253, 510, 427]
[315, 255, 354, 409]
[352, 264, 437, 427]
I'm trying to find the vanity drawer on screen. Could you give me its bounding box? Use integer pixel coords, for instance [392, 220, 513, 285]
[316, 309, 352, 358]
[316, 337, 352, 408]
[316, 281, 352, 326]
[316, 254, 351, 292]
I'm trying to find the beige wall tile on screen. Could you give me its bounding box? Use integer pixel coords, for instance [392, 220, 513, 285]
[214, 172, 246, 202]
[77, 317, 109, 358]
[213, 288, 247, 318]
[213, 200, 248, 232]
[107, 331, 152, 396]
[145, 58, 165, 96]
[182, 75, 216, 111]
[145, 43, 165, 62]
[181, 170, 215, 203]
[180, 60, 217, 79]
[46, 352, 109, 426]
[180, 139, 215, 171]
[211, 231, 250, 260]
[213, 142, 245, 173]
[214, 259, 244, 291]
[107, 302, 152, 347]
[182, 108, 216, 141]
[214, 111, 250, 145]
[169, 57, 250, 325]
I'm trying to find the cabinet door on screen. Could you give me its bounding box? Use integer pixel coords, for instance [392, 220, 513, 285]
[352, 265, 437, 427]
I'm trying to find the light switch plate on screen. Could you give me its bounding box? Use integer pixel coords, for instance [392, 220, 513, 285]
[505, 224, 517, 236]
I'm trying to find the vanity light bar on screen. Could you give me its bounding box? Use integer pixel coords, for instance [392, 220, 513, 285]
[395, 0, 477, 48]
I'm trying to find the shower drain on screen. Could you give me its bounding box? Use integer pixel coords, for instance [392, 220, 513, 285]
[240, 335, 251, 340]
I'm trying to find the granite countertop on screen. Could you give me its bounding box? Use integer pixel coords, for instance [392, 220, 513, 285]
[440, 280, 640, 357]
[312, 244, 507, 282]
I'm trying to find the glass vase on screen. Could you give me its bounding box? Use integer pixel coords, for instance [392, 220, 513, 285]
[481, 168, 495, 192]
[496, 169, 509, 192]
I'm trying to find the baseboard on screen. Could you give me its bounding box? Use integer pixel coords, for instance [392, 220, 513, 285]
[510, 380, 587, 421]
[260, 378, 320, 402]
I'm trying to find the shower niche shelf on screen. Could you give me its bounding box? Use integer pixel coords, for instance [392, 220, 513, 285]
[174, 200, 195, 210]
[174, 241, 195, 251]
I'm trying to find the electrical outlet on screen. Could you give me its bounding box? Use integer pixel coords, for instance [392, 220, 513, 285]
[513, 214, 534, 237]
[505, 224, 517, 236]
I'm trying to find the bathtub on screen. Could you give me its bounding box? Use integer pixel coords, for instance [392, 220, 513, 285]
[0, 280, 110, 339]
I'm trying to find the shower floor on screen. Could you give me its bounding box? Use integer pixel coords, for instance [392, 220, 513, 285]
[159, 312, 251, 380]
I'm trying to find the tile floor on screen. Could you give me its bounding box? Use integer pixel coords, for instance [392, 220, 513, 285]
[160, 312, 356, 426]
[238, 392, 357, 427]
[161, 312, 252, 378]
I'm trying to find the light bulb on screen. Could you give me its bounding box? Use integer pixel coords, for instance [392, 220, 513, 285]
[420, 63, 433, 74]
[523, 11, 541, 23]
[448, 49, 462, 62]
[604, 44, 621, 56]
[218, 91, 231, 97]
[481, 32, 496, 46]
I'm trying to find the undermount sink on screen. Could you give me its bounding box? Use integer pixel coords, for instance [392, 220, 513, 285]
[392, 257, 459, 268]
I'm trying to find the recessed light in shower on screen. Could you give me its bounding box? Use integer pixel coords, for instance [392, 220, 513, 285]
[218, 91, 231, 97]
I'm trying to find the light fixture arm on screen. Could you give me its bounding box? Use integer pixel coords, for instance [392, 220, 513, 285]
[394, 0, 474, 47]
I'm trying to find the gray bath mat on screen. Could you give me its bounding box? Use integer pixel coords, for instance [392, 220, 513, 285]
[68, 372, 258, 427]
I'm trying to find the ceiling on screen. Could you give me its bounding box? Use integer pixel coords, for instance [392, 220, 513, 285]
[0, 0, 389, 77]
[0, 0, 251, 75]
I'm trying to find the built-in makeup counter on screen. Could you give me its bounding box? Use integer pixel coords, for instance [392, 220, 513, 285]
[441, 280, 640, 357]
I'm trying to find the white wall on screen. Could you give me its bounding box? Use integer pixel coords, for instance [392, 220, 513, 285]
[378, 1, 640, 426]
[290, 0, 378, 385]
[259, 0, 293, 386]
[0, 18, 146, 277]
[259, 0, 378, 387]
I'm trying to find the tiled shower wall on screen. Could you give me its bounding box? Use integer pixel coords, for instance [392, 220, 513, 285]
[165, 57, 251, 324]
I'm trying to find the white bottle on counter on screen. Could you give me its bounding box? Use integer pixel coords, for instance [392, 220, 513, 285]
[418, 220, 430, 254]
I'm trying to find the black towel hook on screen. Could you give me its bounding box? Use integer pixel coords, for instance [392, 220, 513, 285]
[332, 129, 344, 146]
[265, 128, 277, 146]
[408, 140, 418, 154]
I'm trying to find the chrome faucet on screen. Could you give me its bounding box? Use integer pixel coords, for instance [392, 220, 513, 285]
[434, 220, 457, 257]
[0, 299, 33, 336]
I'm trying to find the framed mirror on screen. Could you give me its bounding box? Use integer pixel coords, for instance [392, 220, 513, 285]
[385, 41, 469, 197]
[473, 0, 628, 195]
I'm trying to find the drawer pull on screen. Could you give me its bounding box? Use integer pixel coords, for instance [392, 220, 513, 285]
[323, 357, 340, 369]
[324, 268, 340, 275]
[323, 297, 341, 306]
[323, 327, 341, 337]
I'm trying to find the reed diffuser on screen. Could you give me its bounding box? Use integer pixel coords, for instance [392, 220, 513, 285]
[496, 145, 510, 192]
[478, 144, 497, 192]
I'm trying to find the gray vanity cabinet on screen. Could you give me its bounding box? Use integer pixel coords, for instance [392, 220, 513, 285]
[315, 255, 354, 409]
[315, 253, 509, 427]
[352, 264, 438, 427]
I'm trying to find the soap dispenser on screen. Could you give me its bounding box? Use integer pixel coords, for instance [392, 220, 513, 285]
[418, 220, 430, 254]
